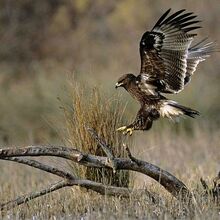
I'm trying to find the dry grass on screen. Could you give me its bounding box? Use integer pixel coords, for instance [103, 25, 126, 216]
[61, 80, 132, 187]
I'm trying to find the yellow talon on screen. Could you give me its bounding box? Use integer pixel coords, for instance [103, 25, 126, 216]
[117, 126, 134, 136]
[123, 128, 134, 136]
[116, 126, 127, 132]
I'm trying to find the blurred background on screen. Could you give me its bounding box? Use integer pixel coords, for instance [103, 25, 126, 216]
[0, 0, 219, 145]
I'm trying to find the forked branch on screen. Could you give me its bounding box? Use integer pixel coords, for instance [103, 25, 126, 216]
[1, 157, 148, 211]
[0, 129, 192, 210]
[87, 128, 190, 199]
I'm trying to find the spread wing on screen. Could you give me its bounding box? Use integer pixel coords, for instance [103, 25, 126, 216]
[139, 9, 201, 93]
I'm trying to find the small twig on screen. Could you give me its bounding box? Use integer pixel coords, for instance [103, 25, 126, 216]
[87, 128, 114, 158]
[123, 144, 142, 166]
[87, 128, 117, 173]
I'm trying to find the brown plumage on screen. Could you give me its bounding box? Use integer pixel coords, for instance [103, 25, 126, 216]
[116, 9, 215, 135]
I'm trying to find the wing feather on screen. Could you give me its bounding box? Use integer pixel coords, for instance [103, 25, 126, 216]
[184, 39, 216, 85]
[139, 9, 201, 93]
[151, 8, 172, 30]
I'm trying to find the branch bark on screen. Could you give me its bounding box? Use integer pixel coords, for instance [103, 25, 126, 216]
[2, 157, 75, 179]
[1, 157, 151, 211]
[0, 144, 190, 199]
[0, 127, 193, 211]
[87, 127, 118, 172]
[87, 129, 190, 199]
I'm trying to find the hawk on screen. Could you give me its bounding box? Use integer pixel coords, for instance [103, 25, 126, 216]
[116, 9, 215, 135]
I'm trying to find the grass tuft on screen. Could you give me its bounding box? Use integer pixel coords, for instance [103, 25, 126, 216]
[62, 80, 132, 187]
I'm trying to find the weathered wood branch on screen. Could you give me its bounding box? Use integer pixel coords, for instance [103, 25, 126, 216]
[86, 128, 190, 199]
[1, 157, 152, 211]
[0, 145, 108, 168]
[0, 127, 194, 211]
[0, 144, 190, 199]
[2, 157, 75, 179]
[87, 127, 118, 173]
[1, 157, 136, 197]
[0, 146, 85, 164]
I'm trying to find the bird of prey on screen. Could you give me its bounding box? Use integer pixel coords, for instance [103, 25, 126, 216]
[116, 8, 215, 135]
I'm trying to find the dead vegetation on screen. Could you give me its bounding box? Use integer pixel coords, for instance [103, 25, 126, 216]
[61, 81, 132, 187]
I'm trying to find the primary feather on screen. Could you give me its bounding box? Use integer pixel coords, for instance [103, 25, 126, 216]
[184, 39, 215, 85]
[139, 8, 202, 93]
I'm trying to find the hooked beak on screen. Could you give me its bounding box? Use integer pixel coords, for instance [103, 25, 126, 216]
[115, 82, 123, 89]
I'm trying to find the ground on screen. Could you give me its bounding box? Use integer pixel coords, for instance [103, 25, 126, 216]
[0, 124, 219, 219]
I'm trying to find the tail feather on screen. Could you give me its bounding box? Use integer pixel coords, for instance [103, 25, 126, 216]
[168, 102, 199, 118]
[160, 100, 199, 119]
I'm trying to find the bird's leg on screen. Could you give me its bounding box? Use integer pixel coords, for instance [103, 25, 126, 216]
[116, 107, 158, 136]
[116, 109, 144, 136]
[116, 109, 143, 136]
[116, 125, 135, 136]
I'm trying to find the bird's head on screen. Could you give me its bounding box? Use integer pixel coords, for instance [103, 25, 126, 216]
[115, 73, 136, 89]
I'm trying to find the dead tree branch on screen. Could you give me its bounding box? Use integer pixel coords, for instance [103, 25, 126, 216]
[0, 145, 190, 200]
[0, 129, 192, 210]
[124, 144, 142, 166]
[2, 157, 74, 179]
[1, 157, 145, 211]
[87, 129, 190, 199]
[87, 127, 117, 172]
[1, 157, 137, 197]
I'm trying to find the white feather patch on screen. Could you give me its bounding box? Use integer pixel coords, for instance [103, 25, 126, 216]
[159, 101, 184, 119]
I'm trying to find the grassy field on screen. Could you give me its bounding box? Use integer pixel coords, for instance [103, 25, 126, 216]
[0, 83, 219, 219]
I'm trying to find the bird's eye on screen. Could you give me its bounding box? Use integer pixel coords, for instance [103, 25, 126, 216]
[141, 41, 145, 45]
